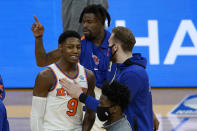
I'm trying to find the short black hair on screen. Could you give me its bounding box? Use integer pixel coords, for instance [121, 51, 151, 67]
[101, 81, 130, 112]
[79, 4, 111, 27]
[58, 30, 81, 45]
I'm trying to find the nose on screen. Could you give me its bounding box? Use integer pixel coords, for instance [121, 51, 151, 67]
[73, 47, 78, 53]
[83, 22, 88, 29]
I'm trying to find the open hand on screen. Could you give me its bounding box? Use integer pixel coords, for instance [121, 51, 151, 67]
[59, 79, 83, 99]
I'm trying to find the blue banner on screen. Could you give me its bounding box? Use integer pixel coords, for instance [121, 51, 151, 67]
[0, 0, 197, 88]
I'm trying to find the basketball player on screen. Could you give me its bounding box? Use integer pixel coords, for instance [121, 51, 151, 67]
[30, 31, 95, 131]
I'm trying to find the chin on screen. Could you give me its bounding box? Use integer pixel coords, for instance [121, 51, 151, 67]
[71, 60, 78, 63]
[85, 35, 93, 40]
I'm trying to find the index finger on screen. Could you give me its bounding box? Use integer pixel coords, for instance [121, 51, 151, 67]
[33, 15, 40, 24]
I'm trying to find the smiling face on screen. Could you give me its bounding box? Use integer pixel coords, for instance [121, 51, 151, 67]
[82, 13, 104, 40]
[60, 37, 81, 64]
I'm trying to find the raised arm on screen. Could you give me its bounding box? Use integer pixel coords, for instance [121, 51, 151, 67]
[82, 69, 96, 131]
[31, 15, 61, 67]
[30, 68, 54, 131]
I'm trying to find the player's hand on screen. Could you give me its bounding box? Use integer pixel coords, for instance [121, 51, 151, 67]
[31, 15, 44, 38]
[59, 79, 83, 99]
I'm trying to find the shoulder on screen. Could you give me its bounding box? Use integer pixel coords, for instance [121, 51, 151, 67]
[85, 69, 95, 81]
[118, 70, 143, 87]
[114, 117, 131, 131]
[120, 65, 147, 79]
[33, 68, 55, 97]
[37, 68, 54, 81]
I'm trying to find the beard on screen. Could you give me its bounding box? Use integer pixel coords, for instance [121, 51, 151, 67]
[84, 34, 94, 41]
[110, 57, 116, 63]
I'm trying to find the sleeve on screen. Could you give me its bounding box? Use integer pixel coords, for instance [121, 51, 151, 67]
[30, 96, 47, 131]
[85, 96, 99, 112]
[119, 72, 143, 102]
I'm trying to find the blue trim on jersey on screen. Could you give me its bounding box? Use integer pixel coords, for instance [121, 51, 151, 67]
[55, 63, 79, 79]
[47, 67, 57, 91]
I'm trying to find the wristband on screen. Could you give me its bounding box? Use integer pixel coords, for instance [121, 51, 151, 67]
[79, 93, 88, 103]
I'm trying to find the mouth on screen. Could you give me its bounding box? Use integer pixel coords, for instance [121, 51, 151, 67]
[70, 55, 79, 60]
[83, 29, 90, 35]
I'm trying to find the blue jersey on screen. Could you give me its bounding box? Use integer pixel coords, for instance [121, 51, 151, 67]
[0, 75, 5, 101]
[79, 30, 116, 88]
[0, 99, 9, 131]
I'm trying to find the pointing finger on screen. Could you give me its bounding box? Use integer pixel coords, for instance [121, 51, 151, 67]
[33, 15, 40, 24]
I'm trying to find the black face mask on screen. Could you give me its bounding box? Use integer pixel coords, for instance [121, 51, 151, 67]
[97, 106, 111, 121]
[108, 44, 117, 61]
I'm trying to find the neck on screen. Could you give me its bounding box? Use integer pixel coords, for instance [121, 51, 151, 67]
[116, 51, 132, 64]
[56, 58, 77, 72]
[92, 30, 105, 46]
[108, 113, 124, 124]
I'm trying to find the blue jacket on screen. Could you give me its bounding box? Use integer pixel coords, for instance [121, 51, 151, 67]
[79, 30, 116, 88]
[115, 53, 153, 131]
[0, 75, 5, 101]
[0, 99, 9, 131]
[83, 53, 153, 131]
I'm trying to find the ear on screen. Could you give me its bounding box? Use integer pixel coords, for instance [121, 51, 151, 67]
[114, 44, 119, 51]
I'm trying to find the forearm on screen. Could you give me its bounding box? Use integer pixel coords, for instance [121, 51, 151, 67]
[79, 93, 99, 112]
[30, 96, 46, 131]
[82, 109, 95, 131]
[35, 37, 47, 67]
